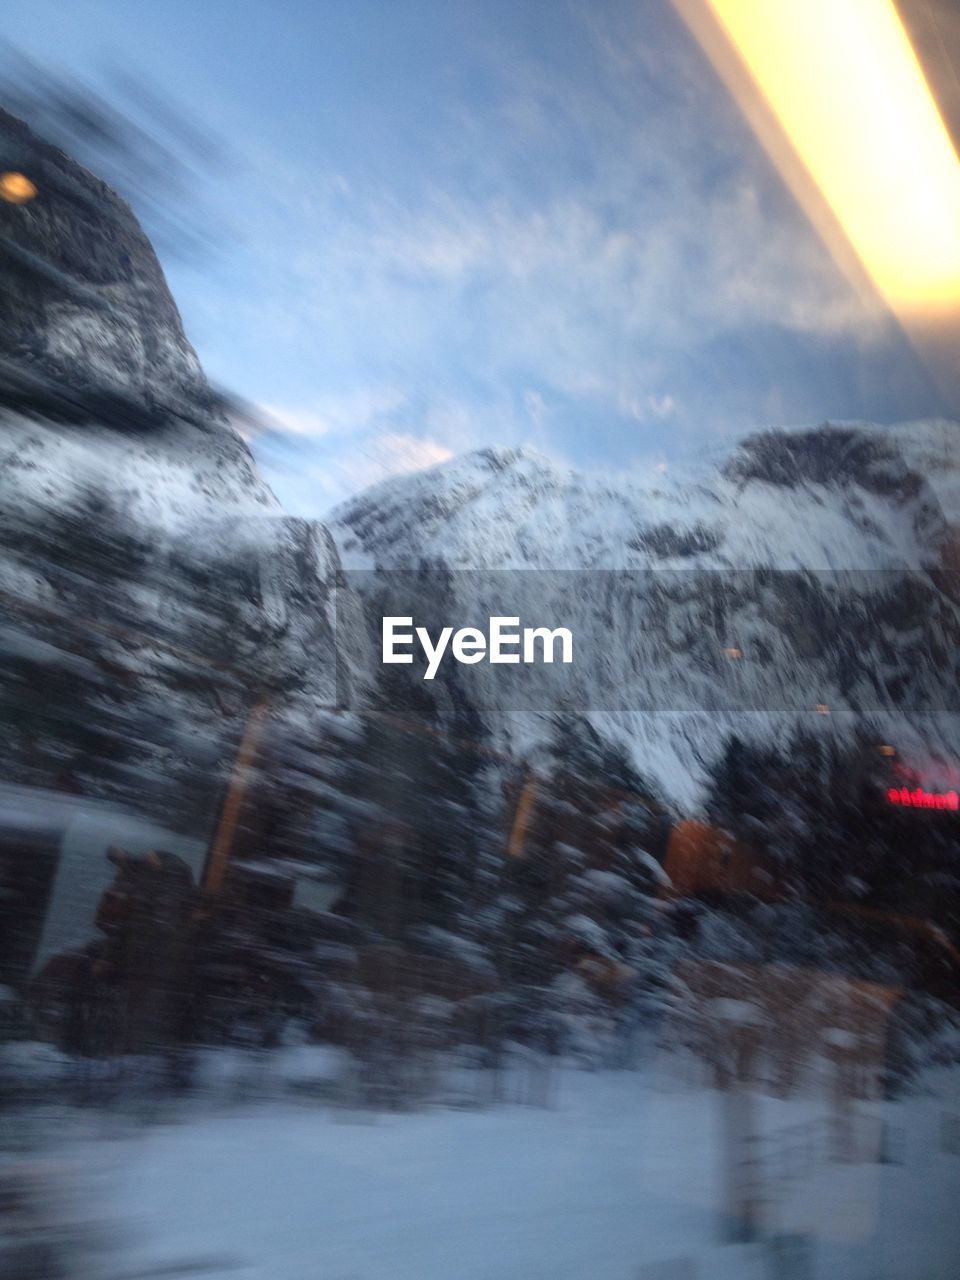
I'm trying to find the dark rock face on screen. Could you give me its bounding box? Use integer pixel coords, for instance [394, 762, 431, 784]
[723, 423, 949, 563]
[0, 108, 211, 420]
[724, 425, 923, 501]
[628, 522, 721, 558]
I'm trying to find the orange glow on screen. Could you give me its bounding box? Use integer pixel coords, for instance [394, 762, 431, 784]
[0, 171, 38, 204]
[204, 695, 271, 893]
[703, 0, 960, 315]
[663, 820, 773, 898]
[507, 774, 538, 858]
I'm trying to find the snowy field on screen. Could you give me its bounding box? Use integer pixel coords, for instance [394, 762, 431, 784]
[36, 1053, 960, 1280]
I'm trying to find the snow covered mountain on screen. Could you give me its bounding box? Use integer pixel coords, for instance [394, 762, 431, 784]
[331, 424, 960, 803]
[333, 424, 959, 573]
[0, 110, 360, 832]
[3, 102, 958, 815]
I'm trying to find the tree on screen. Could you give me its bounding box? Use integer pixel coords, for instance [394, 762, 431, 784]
[496, 716, 669, 1064]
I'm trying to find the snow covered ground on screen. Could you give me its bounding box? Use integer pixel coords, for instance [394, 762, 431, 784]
[42, 1055, 960, 1280]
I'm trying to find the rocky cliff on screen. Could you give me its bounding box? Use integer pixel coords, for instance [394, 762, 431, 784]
[0, 111, 359, 838]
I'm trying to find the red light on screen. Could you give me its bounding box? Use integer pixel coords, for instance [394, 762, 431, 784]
[886, 786, 959, 810]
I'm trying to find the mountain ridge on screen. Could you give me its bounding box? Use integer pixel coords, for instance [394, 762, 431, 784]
[330, 419, 960, 803]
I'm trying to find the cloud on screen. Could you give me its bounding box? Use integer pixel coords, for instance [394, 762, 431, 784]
[243, 99, 887, 462]
[257, 388, 408, 440]
[524, 389, 548, 428]
[363, 432, 454, 478]
[647, 394, 676, 419]
[217, 23, 885, 419]
[254, 426, 454, 516]
[619, 392, 677, 422]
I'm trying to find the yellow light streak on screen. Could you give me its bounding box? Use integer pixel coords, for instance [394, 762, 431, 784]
[705, 0, 960, 314]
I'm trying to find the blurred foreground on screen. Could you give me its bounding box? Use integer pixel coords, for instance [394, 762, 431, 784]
[2, 1052, 960, 1280]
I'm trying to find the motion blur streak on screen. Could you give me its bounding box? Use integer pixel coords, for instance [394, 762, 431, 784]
[704, 0, 960, 316]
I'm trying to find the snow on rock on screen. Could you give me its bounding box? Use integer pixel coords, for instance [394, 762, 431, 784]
[331, 425, 960, 803]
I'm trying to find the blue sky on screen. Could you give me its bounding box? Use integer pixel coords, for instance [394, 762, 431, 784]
[2, 0, 949, 512]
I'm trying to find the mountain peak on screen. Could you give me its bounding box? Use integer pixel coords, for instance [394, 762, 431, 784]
[0, 108, 211, 423]
[473, 443, 553, 471]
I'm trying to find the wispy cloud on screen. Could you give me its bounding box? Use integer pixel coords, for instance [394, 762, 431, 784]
[260, 427, 453, 515]
[258, 388, 408, 440]
[368, 432, 453, 476]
